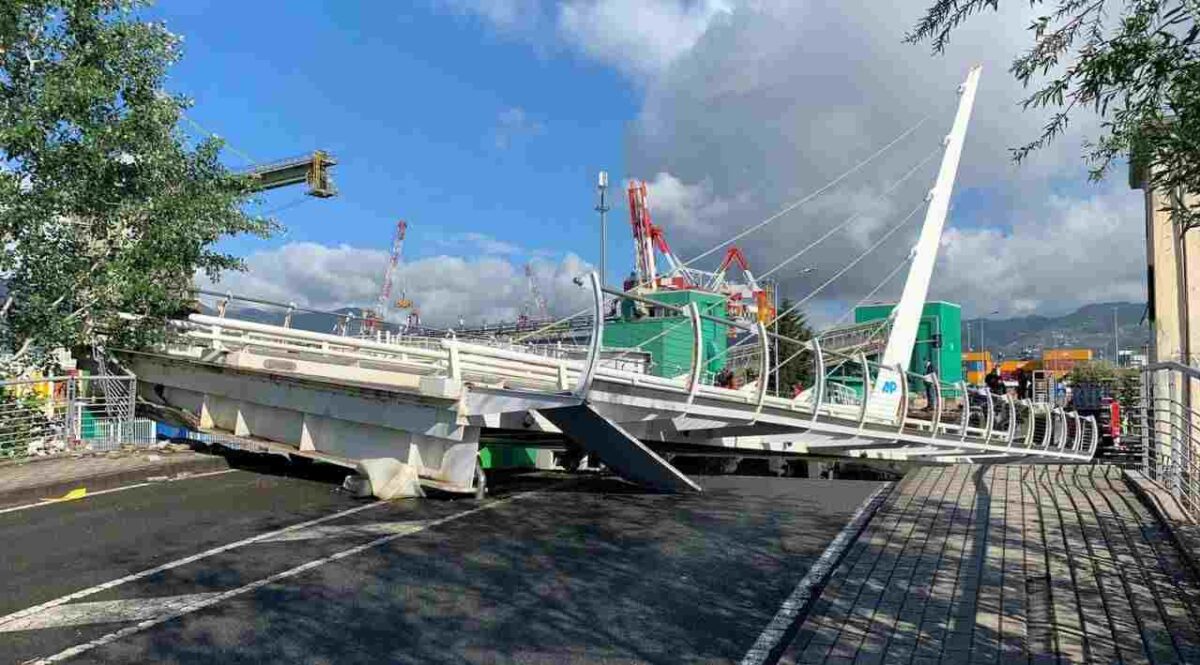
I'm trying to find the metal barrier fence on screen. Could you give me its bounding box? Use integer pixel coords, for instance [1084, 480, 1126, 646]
[1125, 361, 1200, 521]
[0, 374, 153, 458]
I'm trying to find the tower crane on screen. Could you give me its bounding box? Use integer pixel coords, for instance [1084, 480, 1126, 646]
[626, 180, 697, 292]
[242, 150, 337, 197]
[364, 220, 413, 335]
[519, 264, 550, 325]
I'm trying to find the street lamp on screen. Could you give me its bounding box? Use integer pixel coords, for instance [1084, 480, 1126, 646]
[981, 309, 1000, 363]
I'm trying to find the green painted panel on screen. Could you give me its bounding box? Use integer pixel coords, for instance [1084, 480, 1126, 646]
[604, 289, 729, 378]
[852, 300, 963, 384]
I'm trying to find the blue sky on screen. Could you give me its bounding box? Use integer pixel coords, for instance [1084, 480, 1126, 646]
[152, 1, 633, 265]
[161, 1, 1147, 326]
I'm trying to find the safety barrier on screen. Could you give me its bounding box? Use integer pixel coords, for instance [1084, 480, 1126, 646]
[0, 374, 153, 458]
[158, 272, 1098, 462]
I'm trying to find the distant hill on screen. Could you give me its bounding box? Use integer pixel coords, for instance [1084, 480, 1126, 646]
[964, 301, 1149, 360]
[199, 304, 387, 337]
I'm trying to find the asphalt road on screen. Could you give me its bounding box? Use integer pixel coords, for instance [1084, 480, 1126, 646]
[0, 464, 882, 665]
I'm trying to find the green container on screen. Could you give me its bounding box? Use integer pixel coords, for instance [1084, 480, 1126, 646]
[604, 289, 729, 378]
[853, 300, 963, 384]
[479, 444, 539, 470]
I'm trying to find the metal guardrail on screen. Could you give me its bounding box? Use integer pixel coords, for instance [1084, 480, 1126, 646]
[0, 374, 154, 458]
[156, 273, 1098, 462]
[1123, 361, 1200, 521]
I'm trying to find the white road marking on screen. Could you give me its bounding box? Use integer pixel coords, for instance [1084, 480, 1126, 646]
[739, 483, 894, 665]
[0, 469, 238, 516]
[0, 594, 221, 633]
[258, 520, 431, 543]
[31, 488, 547, 664]
[0, 500, 385, 630]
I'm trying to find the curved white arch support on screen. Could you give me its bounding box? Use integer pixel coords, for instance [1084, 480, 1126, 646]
[857, 352, 872, 432]
[1070, 411, 1083, 452]
[895, 364, 909, 435]
[929, 374, 944, 439]
[572, 271, 604, 399]
[1005, 395, 1017, 446]
[683, 302, 703, 412]
[1040, 406, 1053, 450]
[808, 339, 826, 425]
[1022, 401, 1036, 448]
[982, 392, 995, 443]
[1086, 416, 1099, 457]
[751, 322, 770, 421]
[1053, 408, 1068, 452]
[958, 381, 970, 442]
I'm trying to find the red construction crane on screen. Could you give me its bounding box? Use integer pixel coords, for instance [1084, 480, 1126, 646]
[626, 180, 694, 291]
[364, 220, 410, 334]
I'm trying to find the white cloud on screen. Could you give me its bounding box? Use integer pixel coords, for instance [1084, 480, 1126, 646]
[493, 106, 545, 149]
[931, 184, 1146, 318]
[436, 0, 1144, 323]
[436, 0, 730, 79]
[458, 232, 523, 255]
[557, 0, 731, 79]
[198, 242, 594, 327]
[436, 0, 541, 30]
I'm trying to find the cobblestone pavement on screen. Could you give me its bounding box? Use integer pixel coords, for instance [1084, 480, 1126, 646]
[783, 465, 1200, 665]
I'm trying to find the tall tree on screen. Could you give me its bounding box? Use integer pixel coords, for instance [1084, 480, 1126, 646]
[909, 1, 1200, 228]
[0, 0, 273, 373]
[773, 299, 815, 393]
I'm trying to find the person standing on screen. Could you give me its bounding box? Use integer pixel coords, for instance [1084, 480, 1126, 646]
[1016, 367, 1030, 400]
[923, 359, 936, 409]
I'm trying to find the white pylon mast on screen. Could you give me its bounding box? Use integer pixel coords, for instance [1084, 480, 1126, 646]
[870, 66, 981, 417]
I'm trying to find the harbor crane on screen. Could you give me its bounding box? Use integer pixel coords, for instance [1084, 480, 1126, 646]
[242, 150, 338, 197]
[364, 220, 413, 334]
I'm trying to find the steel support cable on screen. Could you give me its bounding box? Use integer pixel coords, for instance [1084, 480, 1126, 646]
[707, 197, 927, 370]
[605, 299, 727, 366]
[770, 253, 912, 376]
[510, 306, 594, 343]
[180, 113, 258, 166]
[756, 147, 940, 281]
[681, 115, 931, 268]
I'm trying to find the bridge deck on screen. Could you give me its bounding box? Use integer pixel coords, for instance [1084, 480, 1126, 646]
[785, 465, 1200, 664]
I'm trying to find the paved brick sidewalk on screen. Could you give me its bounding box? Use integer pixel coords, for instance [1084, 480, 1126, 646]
[783, 465, 1200, 664]
[0, 448, 230, 508]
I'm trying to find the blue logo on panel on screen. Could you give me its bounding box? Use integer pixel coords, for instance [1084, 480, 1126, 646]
[882, 381, 898, 394]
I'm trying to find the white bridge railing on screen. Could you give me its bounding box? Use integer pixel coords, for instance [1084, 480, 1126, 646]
[164, 273, 1097, 462]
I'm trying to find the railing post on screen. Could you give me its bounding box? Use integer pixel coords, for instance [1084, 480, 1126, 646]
[958, 381, 970, 442]
[1141, 369, 1151, 477]
[857, 352, 872, 432]
[752, 322, 770, 420]
[1171, 369, 1182, 496]
[446, 342, 462, 381]
[808, 339, 826, 425]
[572, 272, 604, 399]
[283, 303, 295, 328]
[894, 363, 908, 435]
[685, 302, 703, 410]
[930, 373, 943, 439]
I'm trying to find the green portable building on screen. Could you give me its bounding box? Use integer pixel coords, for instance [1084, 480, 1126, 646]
[603, 289, 729, 378]
[853, 300, 963, 384]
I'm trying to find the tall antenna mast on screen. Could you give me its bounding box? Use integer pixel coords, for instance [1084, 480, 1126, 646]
[596, 171, 610, 287]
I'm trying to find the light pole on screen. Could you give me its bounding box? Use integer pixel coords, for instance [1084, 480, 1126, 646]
[981, 309, 999, 365]
[595, 171, 610, 287]
[1113, 305, 1120, 366]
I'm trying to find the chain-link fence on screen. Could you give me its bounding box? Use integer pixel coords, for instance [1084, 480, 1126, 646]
[0, 374, 154, 459]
